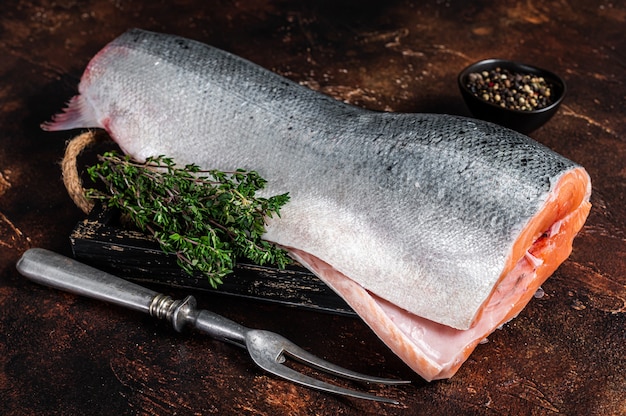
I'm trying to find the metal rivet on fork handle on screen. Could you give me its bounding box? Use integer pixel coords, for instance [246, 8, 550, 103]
[16, 248, 410, 404]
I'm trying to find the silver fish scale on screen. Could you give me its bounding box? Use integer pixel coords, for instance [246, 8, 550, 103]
[79, 29, 579, 329]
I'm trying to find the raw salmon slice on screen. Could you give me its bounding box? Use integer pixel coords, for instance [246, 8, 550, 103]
[43, 29, 592, 380]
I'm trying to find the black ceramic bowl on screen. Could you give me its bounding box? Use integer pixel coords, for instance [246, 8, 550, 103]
[458, 59, 566, 134]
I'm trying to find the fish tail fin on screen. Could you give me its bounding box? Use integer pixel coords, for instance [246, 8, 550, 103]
[41, 94, 102, 131]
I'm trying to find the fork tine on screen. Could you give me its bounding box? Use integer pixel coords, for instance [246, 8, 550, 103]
[246, 330, 409, 403]
[257, 354, 402, 404]
[283, 341, 411, 385]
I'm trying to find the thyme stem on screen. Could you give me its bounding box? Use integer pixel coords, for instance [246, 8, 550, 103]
[85, 151, 291, 288]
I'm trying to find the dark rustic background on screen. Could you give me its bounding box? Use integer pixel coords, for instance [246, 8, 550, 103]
[1, 1, 624, 415]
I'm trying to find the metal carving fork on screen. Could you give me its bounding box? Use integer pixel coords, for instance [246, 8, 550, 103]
[17, 248, 409, 404]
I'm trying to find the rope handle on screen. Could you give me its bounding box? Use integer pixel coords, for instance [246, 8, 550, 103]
[60, 130, 106, 214]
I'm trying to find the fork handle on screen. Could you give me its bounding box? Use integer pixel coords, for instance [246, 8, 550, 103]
[16, 248, 247, 343]
[17, 248, 159, 314]
[17, 248, 248, 346]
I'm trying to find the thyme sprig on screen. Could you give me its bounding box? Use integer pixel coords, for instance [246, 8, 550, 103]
[85, 151, 291, 288]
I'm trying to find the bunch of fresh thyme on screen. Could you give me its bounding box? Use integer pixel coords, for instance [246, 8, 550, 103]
[86, 151, 291, 288]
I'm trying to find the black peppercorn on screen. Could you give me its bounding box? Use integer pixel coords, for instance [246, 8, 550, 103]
[465, 67, 554, 111]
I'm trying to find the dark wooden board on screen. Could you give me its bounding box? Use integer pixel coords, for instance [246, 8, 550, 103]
[70, 205, 355, 316]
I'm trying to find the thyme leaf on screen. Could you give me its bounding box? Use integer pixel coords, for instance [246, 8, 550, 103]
[85, 151, 291, 288]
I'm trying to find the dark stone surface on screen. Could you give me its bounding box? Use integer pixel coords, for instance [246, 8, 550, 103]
[1, 1, 624, 414]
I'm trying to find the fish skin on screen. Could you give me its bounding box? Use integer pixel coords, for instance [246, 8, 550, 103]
[43, 29, 589, 332]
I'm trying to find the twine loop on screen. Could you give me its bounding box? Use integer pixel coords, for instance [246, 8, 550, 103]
[61, 130, 106, 214]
